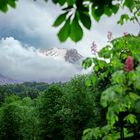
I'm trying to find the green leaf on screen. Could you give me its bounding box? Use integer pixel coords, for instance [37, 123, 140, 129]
[67, 0, 75, 6]
[92, 6, 104, 22]
[102, 135, 114, 140]
[83, 127, 102, 140]
[8, 0, 16, 8]
[52, 0, 65, 5]
[101, 87, 116, 108]
[124, 114, 137, 124]
[134, 100, 140, 113]
[128, 92, 140, 101]
[58, 0, 65, 5]
[94, 7, 104, 17]
[70, 15, 83, 42]
[85, 76, 92, 87]
[57, 18, 71, 42]
[0, 3, 8, 12]
[111, 70, 125, 85]
[107, 108, 119, 127]
[124, 0, 134, 11]
[117, 14, 130, 25]
[98, 45, 112, 58]
[111, 58, 123, 70]
[111, 4, 119, 14]
[79, 12, 91, 30]
[0, 0, 16, 12]
[82, 57, 93, 69]
[82, 128, 94, 140]
[98, 60, 107, 69]
[53, 12, 67, 27]
[128, 69, 140, 90]
[104, 6, 112, 17]
[92, 127, 102, 139]
[91, 73, 97, 84]
[92, 7, 100, 22]
[101, 125, 110, 135]
[94, 65, 99, 72]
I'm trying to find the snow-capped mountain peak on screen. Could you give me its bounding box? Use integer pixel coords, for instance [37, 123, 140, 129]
[41, 48, 83, 64]
[43, 48, 67, 58]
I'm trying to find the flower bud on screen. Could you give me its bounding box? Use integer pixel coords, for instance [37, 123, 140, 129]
[124, 56, 134, 72]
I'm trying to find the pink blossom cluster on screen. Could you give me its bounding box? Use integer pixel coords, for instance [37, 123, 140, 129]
[124, 56, 134, 72]
[91, 41, 97, 55]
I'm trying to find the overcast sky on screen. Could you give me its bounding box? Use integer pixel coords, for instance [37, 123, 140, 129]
[0, 0, 139, 82]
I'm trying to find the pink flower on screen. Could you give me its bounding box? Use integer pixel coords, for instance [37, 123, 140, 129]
[107, 31, 113, 41]
[123, 32, 129, 36]
[91, 41, 97, 55]
[124, 56, 134, 72]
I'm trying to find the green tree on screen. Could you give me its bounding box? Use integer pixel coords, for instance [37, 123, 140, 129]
[0, 95, 23, 140]
[0, 95, 40, 140]
[58, 75, 102, 140]
[82, 34, 140, 140]
[37, 84, 64, 140]
[20, 97, 40, 140]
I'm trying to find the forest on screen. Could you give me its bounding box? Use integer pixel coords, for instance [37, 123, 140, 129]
[0, 75, 102, 140]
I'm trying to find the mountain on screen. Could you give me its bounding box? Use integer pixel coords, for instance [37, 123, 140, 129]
[0, 73, 20, 85]
[42, 48, 83, 64]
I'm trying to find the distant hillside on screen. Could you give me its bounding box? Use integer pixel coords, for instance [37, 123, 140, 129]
[0, 82, 61, 100]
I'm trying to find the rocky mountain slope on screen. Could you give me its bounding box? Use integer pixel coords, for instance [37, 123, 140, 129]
[42, 48, 83, 64]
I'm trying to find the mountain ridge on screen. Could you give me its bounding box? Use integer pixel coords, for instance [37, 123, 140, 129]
[42, 48, 83, 64]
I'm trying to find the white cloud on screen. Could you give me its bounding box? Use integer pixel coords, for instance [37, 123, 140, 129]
[0, 37, 80, 82]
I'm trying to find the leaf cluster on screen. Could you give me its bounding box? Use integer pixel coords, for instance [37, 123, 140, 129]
[82, 34, 140, 139]
[0, 0, 139, 42]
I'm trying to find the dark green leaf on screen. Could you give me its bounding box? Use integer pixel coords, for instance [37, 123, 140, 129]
[70, 15, 83, 42]
[67, 0, 75, 6]
[0, 5, 8, 12]
[98, 45, 112, 58]
[124, 0, 134, 11]
[57, 18, 71, 42]
[124, 114, 137, 124]
[95, 7, 104, 17]
[79, 12, 91, 30]
[58, 0, 65, 6]
[104, 6, 112, 16]
[8, 0, 16, 8]
[53, 12, 67, 27]
[92, 7, 101, 22]
[117, 14, 130, 25]
[111, 70, 125, 85]
[82, 57, 93, 69]
[92, 73, 97, 84]
[111, 4, 119, 14]
[85, 76, 92, 87]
